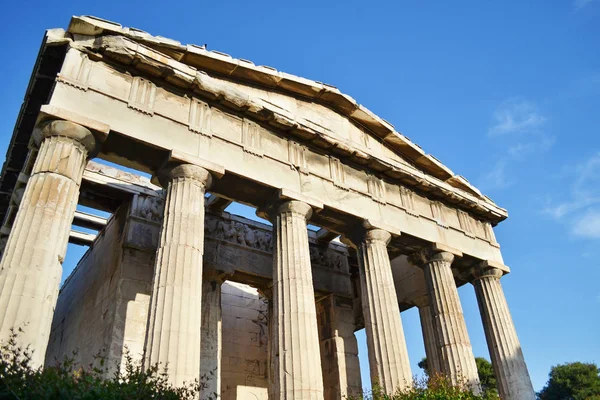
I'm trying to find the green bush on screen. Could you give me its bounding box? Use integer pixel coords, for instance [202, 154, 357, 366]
[0, 328, 203, 400]
[537, 362, 600, 400]
[353, 375, 496, 400]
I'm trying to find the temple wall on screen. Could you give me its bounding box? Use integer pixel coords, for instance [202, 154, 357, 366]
[45, 205, 127, 368]
[221, 281, 269, 400]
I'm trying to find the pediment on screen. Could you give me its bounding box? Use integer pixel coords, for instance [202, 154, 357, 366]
[51, 15, 506, 223]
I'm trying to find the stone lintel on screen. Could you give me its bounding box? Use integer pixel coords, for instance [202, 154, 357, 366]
[340, 219, 400, 249]
[256, 188, 324, 220]
[430, 242, 463, 258]
[38, 105, 110, 138]
[363, 219, 401, 236]
[278, 188, 324, 211]
[168, 149, 225, 178]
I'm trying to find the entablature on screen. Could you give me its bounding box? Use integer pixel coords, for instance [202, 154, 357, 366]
[57, 16, 506, 225]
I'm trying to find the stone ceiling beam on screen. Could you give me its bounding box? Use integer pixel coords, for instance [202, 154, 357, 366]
[72, 210, 108, 231]
[316, 228, 339, 243]
[205, 194, 232, 211]
[69, 230, 96, 246]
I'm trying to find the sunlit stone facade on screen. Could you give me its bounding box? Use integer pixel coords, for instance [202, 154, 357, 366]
[0, 16, 534, 400]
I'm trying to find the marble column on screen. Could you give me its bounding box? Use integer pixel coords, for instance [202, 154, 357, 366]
[144, 164, 212, 387]
[472, 264, 535, 400]
[200, 276, 222, 399]
[414, 296, 442, 377]
[0, 120, 97, 367]
[316, 295, 362, 400]
[265, 200, 324, 400]
[412, 248, 481, 393]
[348, 228, 412, 394]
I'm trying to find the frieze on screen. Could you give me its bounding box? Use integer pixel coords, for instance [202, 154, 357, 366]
[130, 194, 164, 223]
[204, 213, 349, 272]
[204, 215, 273, 252]
[309, 246, 348, 272]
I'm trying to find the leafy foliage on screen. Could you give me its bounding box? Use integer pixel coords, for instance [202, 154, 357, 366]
[353, 375, 492, 400]
[474, 357, 498, 398]
[0, 328, 205, 400]
[537, 362, 600, 400]
[418, 356, 498, 398]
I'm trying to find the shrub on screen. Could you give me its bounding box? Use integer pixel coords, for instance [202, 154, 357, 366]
[0, 328, 204, 400]
[354, 375, 496, 400]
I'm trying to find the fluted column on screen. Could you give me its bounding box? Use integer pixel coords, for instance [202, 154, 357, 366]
[414, 296, 442, 376]
[200, 275, 222, 399]
[472, 264, 535, 400]
[412, 248, 481, 393]
[316, 295, 362, 400]
[265, 200, 324, 400]
[0, 120, 97, 367]
[347, 228, 412, 394]
[144, 164, 212, 387]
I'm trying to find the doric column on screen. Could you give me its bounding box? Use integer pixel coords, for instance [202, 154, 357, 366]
[411, 247, 481, 393]
[345, 226, 412, 394]
[200, 274, 223, 400]
[413, 296, 442, 376]
[316, 295, 362, 400]
[472, 263, 535, 400]
[0, 120, 98, 367]
[144, 164, 212, 387]
[262, 199, 324, 400]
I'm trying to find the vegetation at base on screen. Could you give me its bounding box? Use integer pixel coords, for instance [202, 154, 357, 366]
[3, 327, 600, 400]
[418, 356, 498, 398]
[0, 328, 207, 400]
[537, 362, 600, 400]
[354, 375, 495, 400]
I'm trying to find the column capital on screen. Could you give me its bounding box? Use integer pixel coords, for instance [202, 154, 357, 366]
[408, 243, 462, 268]
[471, 260, 508, 282]
[257, 189, 322, 222]
[154, 163, 212, 189]
[33, 119, 98, 156]
[341, 219, 399, 249]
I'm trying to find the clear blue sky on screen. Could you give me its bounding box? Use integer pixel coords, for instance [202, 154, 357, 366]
[1, 0, 599, 393]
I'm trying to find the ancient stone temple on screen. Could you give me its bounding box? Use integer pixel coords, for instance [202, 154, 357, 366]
[0, 15, 535, 400]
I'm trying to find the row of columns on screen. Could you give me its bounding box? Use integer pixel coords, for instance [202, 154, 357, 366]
[0, 119, 535, 399]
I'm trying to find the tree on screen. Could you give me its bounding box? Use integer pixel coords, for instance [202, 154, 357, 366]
[537, 362, 600, 400]
[475, 357, 498, 398]
[418, 356, 498, 398]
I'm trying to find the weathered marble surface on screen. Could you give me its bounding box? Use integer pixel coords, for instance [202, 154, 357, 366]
[473, 265, 535, 400]
[0, 121, 97, 367]
[0, 15, 537, 400]
[144, 164, 212, 386]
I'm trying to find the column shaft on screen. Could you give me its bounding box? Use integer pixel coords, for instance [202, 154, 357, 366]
[144, 164, 211, 386]
[270, 200, 324, 400]
[0, 120, 96, 367]
[356, 229, 412, 394]
[420, 251, 481, 393]
[473, 268, 535, 400]
[317, 295, 362, 400]
[418, 303, 442, 376]
[200, 278, 222, 399]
